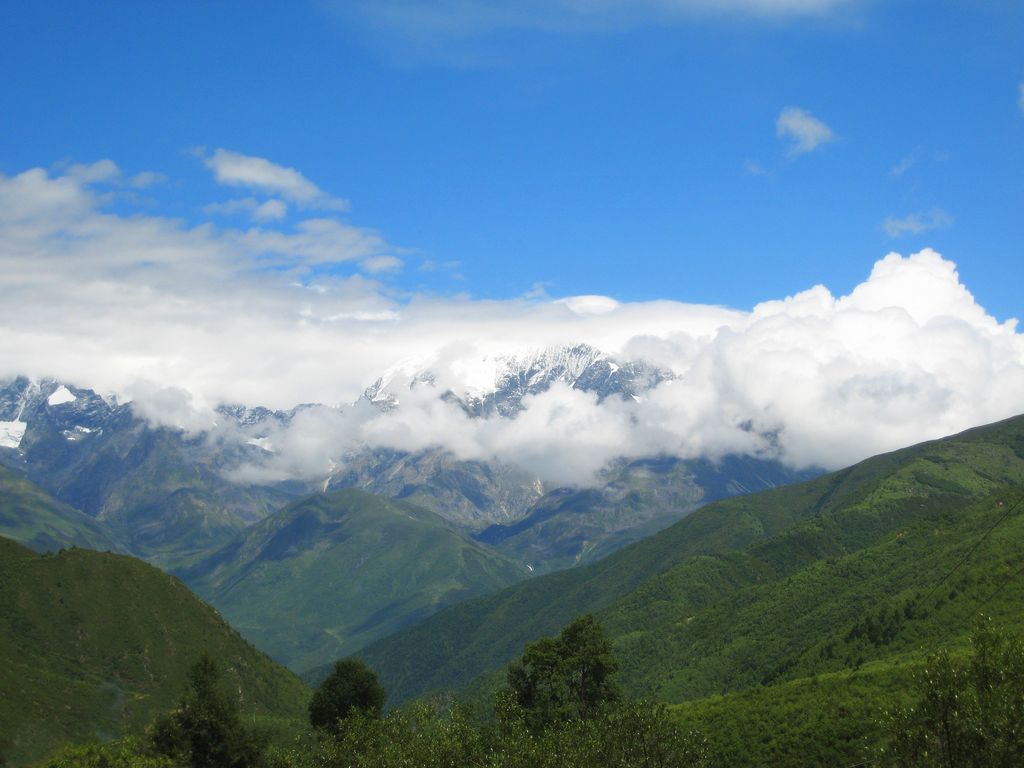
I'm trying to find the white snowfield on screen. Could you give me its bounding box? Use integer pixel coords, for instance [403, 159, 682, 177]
[0, 420, 27, 449]
[47, 385, 77, 406]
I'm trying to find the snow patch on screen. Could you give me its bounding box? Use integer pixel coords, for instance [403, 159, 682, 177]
[47, 385, 76, 406]
[246, 437, 275, 452]
[62, 425, 96, 442]
[0, 420, 27, 449]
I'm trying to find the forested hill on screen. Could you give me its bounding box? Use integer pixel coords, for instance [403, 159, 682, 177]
[352, 414, 1024, 710]
[0, 537, 309, 766]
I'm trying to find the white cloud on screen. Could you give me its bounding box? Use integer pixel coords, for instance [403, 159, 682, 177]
[776, 107, 835, 155]
[1, 161, 1022, 487]
[128, 171, 165, 189]
[254, 199, 288, 221]
[66, 159, 122, 184]
[361, 255, 404, 273]
[203, 149, 348, 211]
[883, 209, 953, 238]
[62, 161, 165, 190]
[205, 197, 289, 222]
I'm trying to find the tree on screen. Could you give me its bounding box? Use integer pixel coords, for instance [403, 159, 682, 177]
[309, 658, 386, 733]
[150, 653, 264, 768]
[882, 618, 1024, 767]
[505, 614, 619, 732]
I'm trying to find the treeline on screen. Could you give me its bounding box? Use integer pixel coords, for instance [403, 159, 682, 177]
[34, 616, 1024, 768]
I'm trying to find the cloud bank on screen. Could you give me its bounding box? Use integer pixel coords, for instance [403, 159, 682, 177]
[1, 159, 1022, 485]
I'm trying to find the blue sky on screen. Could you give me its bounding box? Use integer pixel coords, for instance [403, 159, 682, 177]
[2, 0, 1021, 316]
[1, 1, 1024, 477]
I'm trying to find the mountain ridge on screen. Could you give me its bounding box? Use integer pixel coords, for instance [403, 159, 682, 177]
[347, 413, 1024, 706]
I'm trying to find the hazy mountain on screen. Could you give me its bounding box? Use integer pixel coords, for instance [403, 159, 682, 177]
[0, 377, 300, 567]
[178, 488, 531, 673]
[327, 447, 547, 528]
[475, 454, 817, 572]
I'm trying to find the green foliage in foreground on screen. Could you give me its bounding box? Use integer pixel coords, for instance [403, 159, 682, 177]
[267, 699, 709, 768]
[309, 659, 385, 733]
[881, 618, 1024, 767]
[506, 614, 619, 732]
[42, 738, 173, 768]
[150, 654, 266, 768]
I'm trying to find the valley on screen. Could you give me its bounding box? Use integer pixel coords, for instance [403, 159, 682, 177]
[3, 380, 1024, 765]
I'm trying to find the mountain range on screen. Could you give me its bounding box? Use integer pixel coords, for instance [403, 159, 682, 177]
[0, 347, 814, 673]
[3, 368, 1024, 766]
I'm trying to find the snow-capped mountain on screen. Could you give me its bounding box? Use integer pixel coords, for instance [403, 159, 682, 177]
[357, 343, 674, 418]
[0, 343, 810, 570]
[0, 377, 122, 451]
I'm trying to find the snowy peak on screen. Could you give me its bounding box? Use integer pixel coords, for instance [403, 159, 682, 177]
[47, 385, 77, 406]
[352, 343, 674, 419]
[0, 377, 123, 450]
[456, 343, 674, 418]
[216, 404, 291, 427]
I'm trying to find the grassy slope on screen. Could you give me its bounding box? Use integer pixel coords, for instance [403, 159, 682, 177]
[180, 489, 532, 673]
[0, 465, 121, 553]
[0, 537, 309, 766]
[354, 415, 1024, 710]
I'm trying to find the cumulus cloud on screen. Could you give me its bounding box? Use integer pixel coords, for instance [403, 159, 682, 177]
[776, 107, 835, 155]
[883, 209, 953, 238]
[203, 149, 348, 211]
[1, 160, 1022, 487]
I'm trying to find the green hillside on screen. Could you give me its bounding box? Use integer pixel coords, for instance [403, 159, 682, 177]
[0, 537, 309, 766]
[353, 415, 1024, 711]
[0, 465, 121, 553]
[180, 489, 532, 673]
